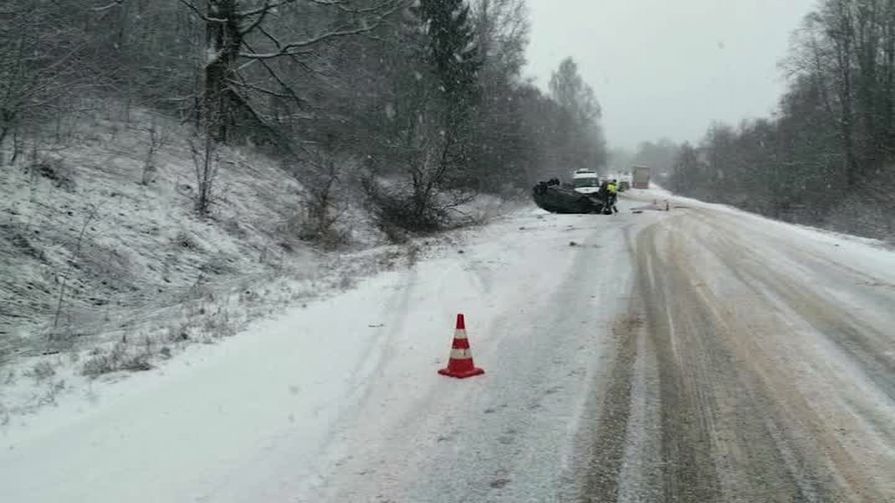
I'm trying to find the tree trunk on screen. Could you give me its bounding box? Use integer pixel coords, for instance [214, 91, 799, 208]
[0, 125, 9, 164]
[203, 0, 242, 142]
[883, 2, 895, 154]
[832, 3, 860, 187]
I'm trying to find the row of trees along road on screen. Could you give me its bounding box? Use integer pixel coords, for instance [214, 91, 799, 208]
[0, 0, 607, 234]
[670, 0, 895, 239]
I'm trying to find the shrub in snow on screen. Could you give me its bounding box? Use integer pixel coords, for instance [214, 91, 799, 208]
[26, 361, 56, 382]
[167, 322, 191, 343]
[362, 180, 450, 242]
[8, 230, 47, 262]
[173, 230, 201, 252]
[201, 308, 235, 338]
[28, 157, 76, 192]
[82, 342, 152, 377]
[289, 156, 351, 250]
[36, 380, 66, 407]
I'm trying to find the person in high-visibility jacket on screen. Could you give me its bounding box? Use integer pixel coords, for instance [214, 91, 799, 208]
[607, 180, 619, 214]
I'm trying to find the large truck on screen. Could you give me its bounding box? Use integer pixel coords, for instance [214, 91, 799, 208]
[632, 166, 651, 189]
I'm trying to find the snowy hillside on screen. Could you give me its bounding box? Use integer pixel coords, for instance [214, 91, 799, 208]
[0, 109, 407, 416]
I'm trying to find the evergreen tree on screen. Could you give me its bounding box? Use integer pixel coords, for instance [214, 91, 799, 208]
[395, 0, 483, 182]
[417, 0, 481, 108]
[548, 58, 606, 171]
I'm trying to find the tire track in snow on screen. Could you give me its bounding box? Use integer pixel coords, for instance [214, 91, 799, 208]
[403, 218, 639, 503]
[576, 307, 658, 502]
[686, 209, 895, 401]
[580, 209, 895, 502]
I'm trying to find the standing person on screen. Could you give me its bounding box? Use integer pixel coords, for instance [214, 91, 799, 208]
[608, 179, 619, 213]
[598, 179, 611, 213]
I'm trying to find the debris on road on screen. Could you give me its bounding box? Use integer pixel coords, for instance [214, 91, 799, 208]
[631, 199, 671, 212]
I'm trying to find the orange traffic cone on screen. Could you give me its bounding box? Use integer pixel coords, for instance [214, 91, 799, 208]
[438, 314, 485, 379]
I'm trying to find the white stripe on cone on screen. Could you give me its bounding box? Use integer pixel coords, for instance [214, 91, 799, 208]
[449, 348, 473, 360]
[453, 329, 468, 340]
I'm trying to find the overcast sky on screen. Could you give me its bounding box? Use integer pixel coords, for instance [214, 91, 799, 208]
[524, 0, 818, 150]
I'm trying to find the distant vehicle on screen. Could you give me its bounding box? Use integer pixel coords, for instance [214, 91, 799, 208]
[572, 169, 600, 194]
[632, 166, 651, 189]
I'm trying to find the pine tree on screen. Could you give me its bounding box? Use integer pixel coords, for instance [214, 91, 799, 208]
[416, 0, 481, 119]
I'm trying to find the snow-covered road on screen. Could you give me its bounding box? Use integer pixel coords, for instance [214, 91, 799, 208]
[2, 192, 894, 502]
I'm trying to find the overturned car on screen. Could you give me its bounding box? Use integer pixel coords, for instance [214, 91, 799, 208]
[532, 179, 608, 214]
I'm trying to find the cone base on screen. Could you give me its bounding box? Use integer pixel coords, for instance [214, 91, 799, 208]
[438, 367, 485, 379]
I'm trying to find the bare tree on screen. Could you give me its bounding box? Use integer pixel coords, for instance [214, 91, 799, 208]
[296, 153, 348, 247]
[141, 122, 167, 185]
[51, 205, 100, 342]
[0, 1, 93, 163]
[189, 134, 220, 216]
[548, 58, 607, 172]
[465, 0, 533, 191]
[177, 0, 404, 142]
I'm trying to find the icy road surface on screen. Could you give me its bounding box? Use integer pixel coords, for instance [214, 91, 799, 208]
[2, 191, 894, 502]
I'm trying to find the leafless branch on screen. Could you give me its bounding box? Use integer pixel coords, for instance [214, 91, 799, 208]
[241, 25, 378, 59]
[178, 0, 227, 23]
[92, 0, 125, 12]
[240, 1, 403, 60]
[310, 0, 404, 15]
[241, 39, 309, 107]
[240, 0, 277, 35]
[227, 78, 293, 99]
[52, 205, 100, 336]
[237, 0, 296, 18]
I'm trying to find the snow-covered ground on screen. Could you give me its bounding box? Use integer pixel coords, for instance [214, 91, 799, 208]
[2, 188, 894, 502]
[0, 200, 662, 502]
